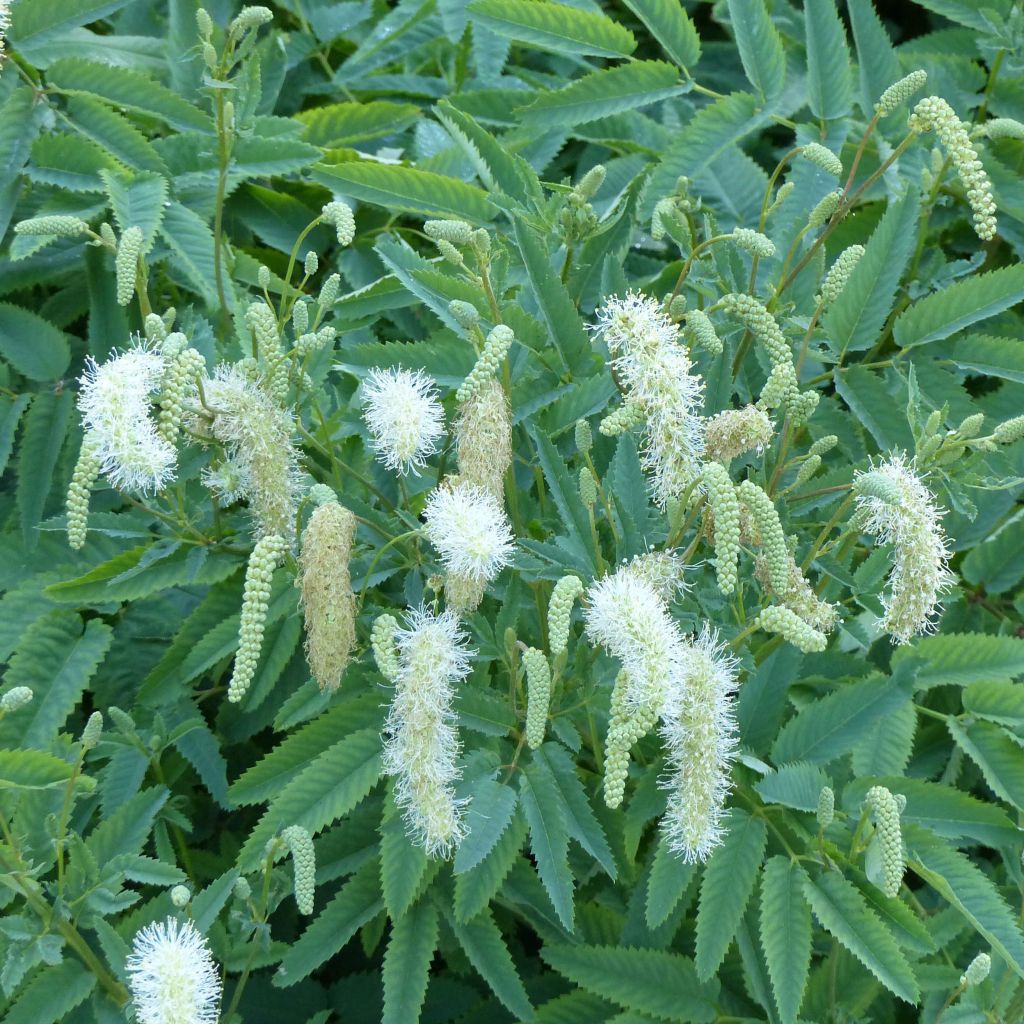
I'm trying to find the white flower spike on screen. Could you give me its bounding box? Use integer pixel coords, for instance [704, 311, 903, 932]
[423, 481, 515, 585]
[126, 917, 221, 1024]
[362, 367, 444, 475]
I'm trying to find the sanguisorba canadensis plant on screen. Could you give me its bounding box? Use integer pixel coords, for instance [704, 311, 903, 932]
[1, 1, 1024, 1023]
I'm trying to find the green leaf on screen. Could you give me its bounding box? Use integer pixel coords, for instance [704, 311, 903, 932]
[912, 0, 1014, 31]
[0, 748, 75, 790]
[759, 857, 811, 1024]
[312, 161, 495, 224]
[381, 792, 434, 920]
[4, 614, 112, 750]
[3, 959, 96, 1024]
[520, 761, 574, 931]
[894, 633, 1024, 689]
[100, 170, 168, 252]
[275, 859, 385, 986]
[848, 0, 901, 118]
[754, 761, 831, 812]
[9, 0, 136, 53]
[894, 265, 1024, 349]
[645, 833, 696, 929]
[906, 824, 1024, 977]
[695, 807, 767, 979]
[540, 944, 718, 1022]
[804, 0, 853, 120]
[516, 61, 685, 129]
[772, 669, 915, 766]
[454, 776, 520, 874]
[962, 680, 1024, 729]
[0, 394, 31, 478]
[85, 785, 168, 868]
[947, 719, 1024, 810]
[46, 58, 213, 133]
[0, 303, 71, 381]
[192, 868, 240, 933]
[621, 0, 700, 71]
[159, 200, 218, 304]
[450, 908, 533, 1019]
[455, 811, 528, 922]
[467, 0, 636, 59]
[232, 136, 322, 179]
[851, 700, 916, 777]
[726, 0, 785, 102]
[297, 101, 420, 146]
[382, 898, 439, 1024]
[67, 95, 169, 174]
[825, 188, 920, 354]
[16, 391, 71, 547]
[801, 870, 920, 1002]
[950, 333, 1024, 383]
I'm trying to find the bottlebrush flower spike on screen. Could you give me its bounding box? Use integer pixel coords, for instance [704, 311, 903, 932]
[362, 367, 444, 476]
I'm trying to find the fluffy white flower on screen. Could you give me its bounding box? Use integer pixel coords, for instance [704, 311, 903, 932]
[383, 606, 473, 857]
[853, 453, 953, 644]
[591, 293, 705, 507]
[126, 917, 221, 1024]
[659, 626, 739, 863]
[362, 367, 444, 475]
[77, 345, 176, 493]
[423, 481, 514, 584]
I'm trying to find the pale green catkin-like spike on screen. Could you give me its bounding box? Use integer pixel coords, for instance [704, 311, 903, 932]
[80, 711, 103, 750]
[651, 196, 681, 241]
[115, 226, 144, 306]
[319, 273, 340, 310]
[456, 378, 511, 501]
[579, 466, 597, 507]
[703, 462, 740, 596]
[233, 876, 252, 900]
[768, 180, 794, 215]
[170, 885, 191, 909]
[961, 952, 991, 987]
[853, 470, 903, 505]
[800, 143, 843, 177]
[809, 434, 838, 457]
[371, 614, 401, 683]
[575, 164, 606, 200]
[684, 308, 722, 355]
[731, 227, 776, 258]
[866, 785, 904, 898]
[817, 786, 835, 829]
[298, 501, 357, 694]
[67, 434, 102, 550]
[157, 345, 205, 445]
[228, 534, 288, 703]
[875, 69, 928, 117]
[144, 313, 167, 343]
[303, 250, 318, 277]
[599, 400, 645, 436]
[99, 222, 117, 248]
[14, 216, 90, 237]
[308, 483, 336, 506]
[982, 117, 1024, 140]
[755, 550, 838, 633]
[0, 687, 33, 713]
[456, 324, 514, 403]
[808, 190, 842, 229]
[755, 605, 828, 652]
[666, 294, 687, 321]
[523, 647, 552, 749]
[281, 825, 316, 914]
[449, 299, 480, 329]
[471, 228, 491, 255]
[257, 265, 271, 289]
[575, 419, 592, 454]
[424, 219, 473, 245]
[229, 4, 273, 36]
[705, 405, 773, 462]
[738, 480, 790, 593]
[292, 299, 309, 337]
[793, 453, 822, 488]
[437, 239, 464, 266]
[603, 670, 658, 809]
[245, 301, 287, 401]
[321, 200, 355, 246]
[820, 244, 865, 305]
[994, 415, 1024, 444]
[956, 413, 984, 439]
[910, 96, 997, 240]
[196, 7, 213, 38]
[547, 576, 584, 657]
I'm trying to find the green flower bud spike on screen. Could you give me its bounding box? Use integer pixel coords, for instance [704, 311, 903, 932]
[371, 614, 401, 683]
[115, 226, 144, 306]
[703, 462, 740, 596]
[456, 324, 514, 403]
[961, 952, 991, 987]
[866, 785, 904, 898]
[875, 70, 928, 116]
[756, 605, 828, 652]
[80, 711, 103, 751]
[547, 576, 584, 657]
[281, 825, 316, 914]
[817, 786, 834, 829]
[67, 434, 101, 550]
[170, 885, 191, 909]
[523, 647, 552, 749]
[0, 687, 33, 714]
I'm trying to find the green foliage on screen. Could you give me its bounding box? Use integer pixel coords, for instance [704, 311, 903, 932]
[1, 2, 1023, 1023]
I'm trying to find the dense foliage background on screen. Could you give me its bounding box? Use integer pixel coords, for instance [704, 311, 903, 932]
[0, 0, 1023, 1022]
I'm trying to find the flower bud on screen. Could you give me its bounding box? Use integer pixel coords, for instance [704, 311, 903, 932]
[456, 325, 514, 403]
[170, 885, 191, 909]
[424, 219, 473, 245]
[703, 462, 740, 596]
[115, 226, 144, 306]
[994, 415, 1024, 444]
[321, 200, 355, 246]
[756, 605, 828, 652]
[449, 299, 480, 329]
[866, 785, 904, 898]
[523, 647, 552, 749]
[961, 952, 991, 987]
[371, 614, 401, 683]
[579, 466, 597, 507]
[732, 228, 776, 258]
[800, 143, 843, 177]
[281, 825, 316, 914]
[817, 786, 834, 829]
[14, 216, 90, 237]
[575, 419, 592, 454]
[80, 711, 103, 750]
[875, 69, 927, 116]
[0, 687, 33, 713]
[547, 576, 584, 657]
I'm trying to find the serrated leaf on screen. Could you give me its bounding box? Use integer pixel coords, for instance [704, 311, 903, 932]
[962, 680, 1024, 728]
[84, 785, 168, 868]
[455, 811, 528, 922]
[449, 907, 534, 1019]
[381, 791, 433, 919]
[894, 265, 1024, 349]
[10, 0, 136, 53]
[804, 0, 853, 120]
[540, 944, 717, 1022]
[851, 700, 916, 777]
[3, 959, 96, 1024]
[382, 898, 439, 1024]
[948, 718, 1024, 810]
[754, 762, 831, 812]
[297, 101, 420, 146]
[760, 857, 811, 1024]
[895, 632, 1024, 689]
[100, 170, 168, 251]
[520, 761, 574, 931]
[0, 748, 75, 790]
[159, 200, 218, 304]
[645, 832, 696, 929]
[621, 0, 700, 70]
[454, 776, 519, 874]
[695, 807, 767, 979]
[191, 868, 240, 933]
[67, 95, 168, 174]
[951, 334, 1024, 383]
[468, 0, 636, 59]
[275, 859, 385, 986]
[906, 824, 1024, 976]
[726, 0, 785, 102]
[0, 394, 31, 478]
[16, 391, 71, 546]
[517, 61, 686, 129]
[847, 0, 902, 119]
[801, 870, 920, 1002]
[0, 304, 71, 381]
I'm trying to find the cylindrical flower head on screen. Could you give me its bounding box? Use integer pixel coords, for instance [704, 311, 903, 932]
[281, 825, 316, 914]
[456, 378, 511, 500]
[126, 917, 221, 1024]
[705, 405, 773, 463]
[157, 345, 205, 445]
[371, 613, 401, 683]
[910, 96, 997, 240]
[755, 605, 828, 652]
[659, 626, 739, 862]
[575, 419, 593, 454]
[423, 480, 514, 587]
[738, 480, 790, 593]
[817, 786, 834, 829]
[299, 501, 357, 693]
[200, 365, 301, 538]
[80, 711, 103, 750]
[169, 885, 190, 909]
[383, 607, 473, 857]
[820, 244, 865, 305]
[703, 462, 740, 596]
[622, 549, 687, 601]
[982, 118, 1024, 140]
[962, 952, 991, 987]
[229, 4, 273, 36]
[523, 647, 552, 749]
[591, 292, 705, 507]
[78, 346, 177, 494]
[866, 785, 904, 898]
[456, 325, 514, 403]
[800, 143, 843, 177]
[731, 228, 776, 258]
[808, 190, 842, 229]
[547, 575, 584, 657]
[599, 399, 645, 437]
[67, 433, 102, 549]
[875, 69, 927, 116]
[578, 466, 597, 507]
[321, 200, 355, 246]
[362, 367, 444, 476]
[115, 226, 144, 306]
[245, 301, 287, 402]
[14, 216, 90, 237]
[0, 686, 33, 713]
[603, 669, 658, 808]
[424, 219, 473, 245]
[853, 454, 952, 643]
[994, 415, 1024, 444]
[755, 550, 838, 633]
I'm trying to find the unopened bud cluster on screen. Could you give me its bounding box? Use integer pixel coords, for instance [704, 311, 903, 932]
[961, 952, 991, 987]
[523, 647, 551, 748]
[281, 825, 316, 914]
[0, 687, 33, 714]
[547, 576, 584, 656]
[321, 200, 355, 246]
[820, 245, 865, 305]
[115, 227, 144, 306]
[875, 69, 928, 116]
[817, 786, 834, 829]
[800, 143, 843, 177]
[703, 462, 740, 595]
[866, 785, 904, 898]
[456, 378, 511, 500]
[456, 325, 514, 403]
[67, 435, 102, 549]
[684, 309, 722, 355]
[731, 228, 775, 258]
[705, 405, 772, 462]
[756, 605, 827, 652]
[738, 480, 789, 593]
